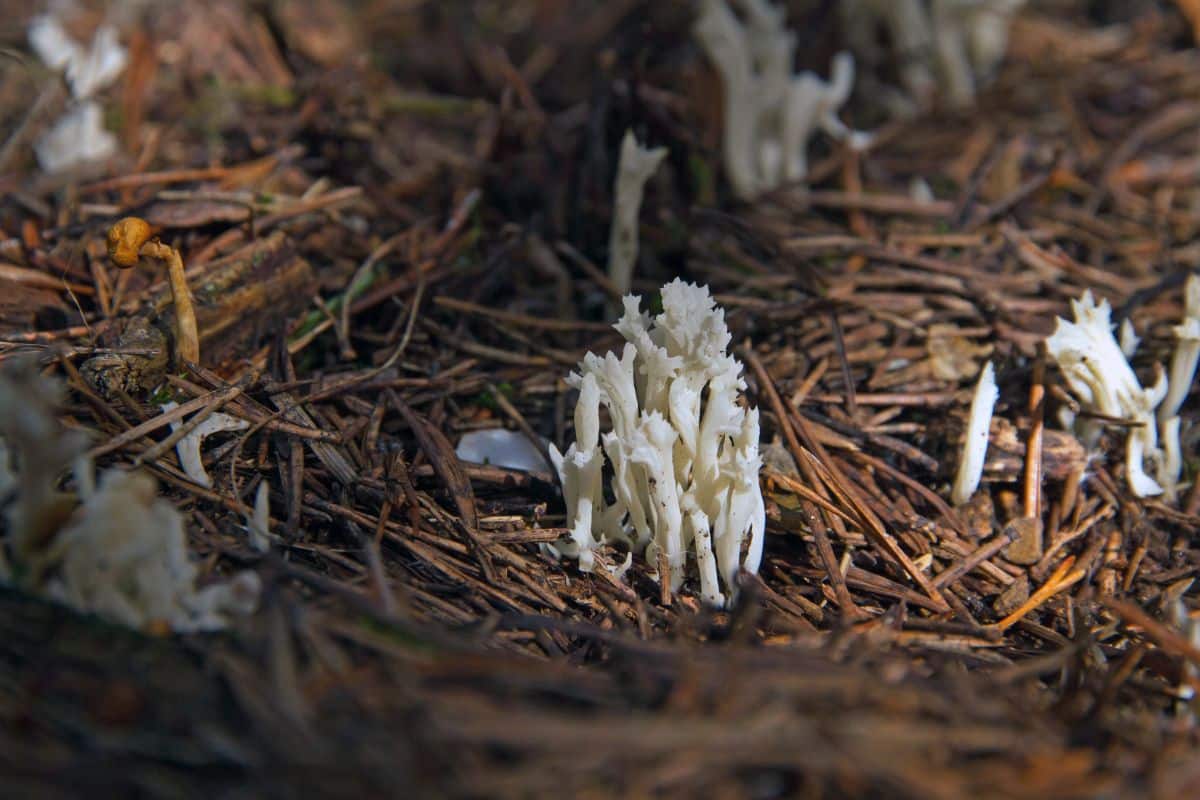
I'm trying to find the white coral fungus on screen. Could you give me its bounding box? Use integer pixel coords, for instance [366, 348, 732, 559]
[608, 130, 667, 298]
[0, 362, 258, 632]
[1046, 291, 1167, 497]
[693, 0, 870, 200]
[840, 0, 1025, 110]
[1156, 274, 1200, 498]
[27, 14, 126, 173]
[47, 469, 261, 632]
[29, 16, 127, 101]
[1160, 274, 1200, 425]
[549, 279, 765, 607]
[34, 101, 118, 174]
[951, 361, 996, 506]
[29, 15, 127, 100]
[161, 402, 250, 488]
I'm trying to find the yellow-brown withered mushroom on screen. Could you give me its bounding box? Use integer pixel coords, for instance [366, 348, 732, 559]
[106, 216, 152, 268]
[105, 217, 200, 367]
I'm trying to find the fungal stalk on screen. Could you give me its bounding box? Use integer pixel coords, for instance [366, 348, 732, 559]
[107, 217, 200, 366]
[1162, 415, 1183, 501]
[951, 361, 997, 505]
[1119, 318, 1141, 359]
[1160, 274, 1200, 425]
[247, 481, 271, 553]
[607, 131, 667, 298]
[1156, 274, 1200, 498]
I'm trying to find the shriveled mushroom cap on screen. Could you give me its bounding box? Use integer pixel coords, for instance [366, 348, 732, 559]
[106, 217, 152, 268]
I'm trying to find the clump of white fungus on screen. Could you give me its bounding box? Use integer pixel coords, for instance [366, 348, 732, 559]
[549, 279, 765, 607]
[28, 13, 127, 172]
[0, 361, 259, 632]
[693, 0, 870, 201]
[1046, 291, 1167, 498]
[840, 0, 1026, 111]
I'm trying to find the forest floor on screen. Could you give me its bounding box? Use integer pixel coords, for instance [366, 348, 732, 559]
[1, 1, 1199, 797]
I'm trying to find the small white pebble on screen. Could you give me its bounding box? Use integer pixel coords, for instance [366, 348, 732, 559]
[456, 428, 550, 473]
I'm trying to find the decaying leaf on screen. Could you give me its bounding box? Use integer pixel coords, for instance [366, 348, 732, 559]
[927, 324, 993, 382]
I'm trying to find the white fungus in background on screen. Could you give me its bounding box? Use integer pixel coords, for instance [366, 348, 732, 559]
[839, 0, 1026, 110]
[1155, 274, 1200, 499]
[246, 480, 272, 553]
[28, 15, 127, 100]
[34, 101, 118, 173]
[693, 0, 871, 200]
[27, 13, 127, 173]
[47, 469, 260, 632]
[607, 130, 667, 298]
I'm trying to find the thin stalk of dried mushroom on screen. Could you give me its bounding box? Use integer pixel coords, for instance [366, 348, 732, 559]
[106, 216, 200, 366]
